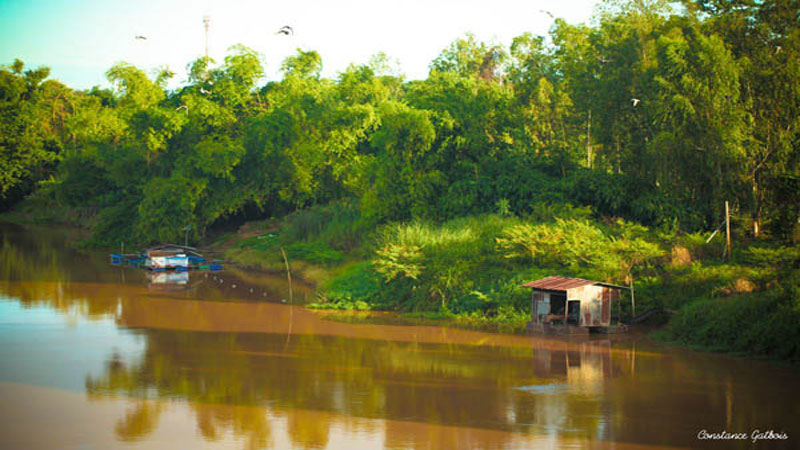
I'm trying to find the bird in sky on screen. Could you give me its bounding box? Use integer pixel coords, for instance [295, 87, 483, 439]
[631, 98, 641, 107]
[276, 25, 293, 36]
[176, 105, 188, 112]
[539, 10, 554, 19]
[135, 35, 147, 40]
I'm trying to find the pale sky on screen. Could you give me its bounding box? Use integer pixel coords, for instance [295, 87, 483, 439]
[0, 0, 602, 90]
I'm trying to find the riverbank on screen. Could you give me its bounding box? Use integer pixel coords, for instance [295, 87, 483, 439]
[213, 202, 800, 363]
[4, 202, 798, 362]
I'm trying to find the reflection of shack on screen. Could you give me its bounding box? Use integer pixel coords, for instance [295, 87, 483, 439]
[147, 270, 190, 291]
[530, 340, 617, 394]
[524, 276, 627, 335]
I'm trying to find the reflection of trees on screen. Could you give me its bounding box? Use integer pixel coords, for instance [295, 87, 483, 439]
[76, 321, 800, 449]
[0, 225, 68, 284]
[0, 223, 109, 284]
[1, 280, 124, 319]
[286, 409, 330, 450]
[115, 401, 164, 442]
[194, 403, 272, 450]
[84, 329, 624, 448]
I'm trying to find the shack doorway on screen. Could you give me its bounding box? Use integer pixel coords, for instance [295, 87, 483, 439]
[567, 300, 581, 325]
[550, 293, 567, 319]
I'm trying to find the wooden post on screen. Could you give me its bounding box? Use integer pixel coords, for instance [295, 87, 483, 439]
[725, 201, 731, 261]
[281, 248, 294, 350]
[280, 248, 293, 306]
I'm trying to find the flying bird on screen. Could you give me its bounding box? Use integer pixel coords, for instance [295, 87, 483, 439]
[176, 105, 188, 112]
[631, 98, 641, 107]
[135, 35, 147, 40]
[539, 10, 554, 19]
[276, 25, 293, 36]
[200, 87, 210, 95]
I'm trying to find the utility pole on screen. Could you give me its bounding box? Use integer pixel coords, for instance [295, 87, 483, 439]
[725, 200, 731, 261]
[203, 15, 210, 61]
[586, 109, 592, 169]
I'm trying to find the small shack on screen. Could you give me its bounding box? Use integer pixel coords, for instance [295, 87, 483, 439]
[523, 276, 627, 334]
[144, 244, 203, 270]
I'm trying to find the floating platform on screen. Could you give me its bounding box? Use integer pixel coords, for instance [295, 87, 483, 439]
[110, 244, 222, 271]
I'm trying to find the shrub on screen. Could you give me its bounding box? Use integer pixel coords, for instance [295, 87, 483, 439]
[661, 289, 800, 361]
[317, 262, 381, 307]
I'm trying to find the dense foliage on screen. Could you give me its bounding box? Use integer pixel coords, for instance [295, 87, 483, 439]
[2, 0, 798, 244]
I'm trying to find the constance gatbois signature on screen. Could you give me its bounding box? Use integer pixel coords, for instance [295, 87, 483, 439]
[697, 429, 788, 443]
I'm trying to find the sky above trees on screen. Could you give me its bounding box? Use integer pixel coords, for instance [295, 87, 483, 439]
[0, 0, 600, 89]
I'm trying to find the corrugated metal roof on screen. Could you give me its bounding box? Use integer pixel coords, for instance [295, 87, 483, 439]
[145, 244, 202, 257]
[521, 276, 627, 291]
[146, 244, 199, 252]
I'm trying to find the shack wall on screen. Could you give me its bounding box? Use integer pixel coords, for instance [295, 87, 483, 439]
[531, 291, 552, 324]
[567, 285, 609, 327]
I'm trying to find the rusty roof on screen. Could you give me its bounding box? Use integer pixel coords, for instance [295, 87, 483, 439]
[146, 243, 199, 252]
[521, 276, 627, 291]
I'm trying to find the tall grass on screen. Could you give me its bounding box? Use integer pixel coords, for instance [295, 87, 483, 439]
[280, 199, 369, 251]
[333, 214, 532, 313]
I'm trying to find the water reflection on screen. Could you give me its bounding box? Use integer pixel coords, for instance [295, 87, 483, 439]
[1, 222, 800, 449]
[80, 323, 800, 449]
[147, 270, 189, 290]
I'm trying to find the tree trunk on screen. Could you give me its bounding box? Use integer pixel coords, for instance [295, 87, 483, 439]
[752, 179, 761, 237]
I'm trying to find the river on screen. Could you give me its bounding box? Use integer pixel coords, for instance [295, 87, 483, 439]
[0, 222, 797, 449]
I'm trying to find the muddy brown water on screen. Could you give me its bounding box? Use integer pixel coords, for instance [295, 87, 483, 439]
[0, 222, 798, 449]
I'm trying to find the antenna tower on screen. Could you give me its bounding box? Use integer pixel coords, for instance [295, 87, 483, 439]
[203, 15, 210, 61]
